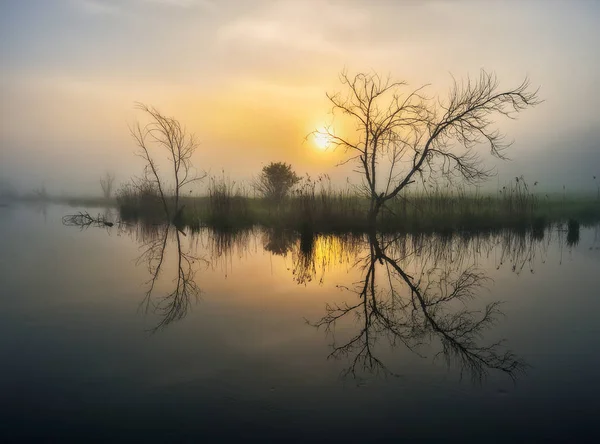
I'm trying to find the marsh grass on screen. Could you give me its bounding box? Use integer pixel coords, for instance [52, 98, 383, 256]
[202, 174, 251, 229]
[116, 180, 165, 223]
[115, 176, 600, 235]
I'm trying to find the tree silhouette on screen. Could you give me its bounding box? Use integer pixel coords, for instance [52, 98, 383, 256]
[315, 70, 541, 225]
[100, 172, 115, 199]
[130, 103, 205, 222]
[254, 162, 301, 203]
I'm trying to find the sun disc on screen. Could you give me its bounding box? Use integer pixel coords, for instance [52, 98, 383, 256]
[314, 130, 331, 150]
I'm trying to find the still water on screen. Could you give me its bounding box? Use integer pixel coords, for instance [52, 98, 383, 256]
[1, 204, 599, 442]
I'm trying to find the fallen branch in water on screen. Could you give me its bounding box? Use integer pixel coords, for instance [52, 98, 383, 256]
[62, 211, 114, 228]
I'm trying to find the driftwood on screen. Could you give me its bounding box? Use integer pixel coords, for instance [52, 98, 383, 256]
[62, 211, 114, 228]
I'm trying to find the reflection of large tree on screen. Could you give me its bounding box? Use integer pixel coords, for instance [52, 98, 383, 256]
[136, 224, 202, 331]
[311, 232, 526, 381]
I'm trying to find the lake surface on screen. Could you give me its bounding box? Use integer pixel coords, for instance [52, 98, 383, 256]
[1, 204, 599, 442]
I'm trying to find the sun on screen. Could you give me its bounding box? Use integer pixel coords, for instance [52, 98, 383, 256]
[314, 128, 331, 150]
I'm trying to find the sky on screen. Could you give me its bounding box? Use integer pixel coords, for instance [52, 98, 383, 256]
[1, 0, 599, 195]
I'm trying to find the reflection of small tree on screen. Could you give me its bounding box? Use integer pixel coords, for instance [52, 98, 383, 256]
[316, 70, 541, 224]
[60, 216, 204, 331]
[100, 172, 116, 199]
[136, 225, 204, 332]
[254, 162, 301, 203]
[130, 103, 205, 221]
[262, 228, 297, 256]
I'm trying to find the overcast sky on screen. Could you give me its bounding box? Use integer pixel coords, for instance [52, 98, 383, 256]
[1, 0, 599, 195]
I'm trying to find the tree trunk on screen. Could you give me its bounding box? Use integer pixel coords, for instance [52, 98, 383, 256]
[368, 198, 382, 228]
[173, 204, 186, 228]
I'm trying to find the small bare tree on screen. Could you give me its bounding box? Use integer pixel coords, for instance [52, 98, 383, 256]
[316, 70, 541, 224]
[100, 172, 115, 199]
[33, 184, 48, 200]
[130, 103, 204, 222]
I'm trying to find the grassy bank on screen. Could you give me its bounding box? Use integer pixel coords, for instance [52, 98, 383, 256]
[115, 184, 600, 234]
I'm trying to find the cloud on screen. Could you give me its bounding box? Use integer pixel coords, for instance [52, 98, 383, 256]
[71, 0, 213, 15]
[217, 0, 369, 55]
[137, 0, 215, 8]
[219, 19, 339, 55]
[72, 0, 122, 15]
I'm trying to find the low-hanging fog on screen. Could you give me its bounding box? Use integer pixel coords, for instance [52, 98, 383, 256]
[1, 0, 599, 196]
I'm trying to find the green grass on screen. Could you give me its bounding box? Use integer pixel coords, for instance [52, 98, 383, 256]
[116, 188, 600, 235]
[27, 175, 588, 234]
[17, 184, 599, 235]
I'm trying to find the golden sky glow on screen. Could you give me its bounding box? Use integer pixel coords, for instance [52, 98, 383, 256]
[1, 1, 600, 193]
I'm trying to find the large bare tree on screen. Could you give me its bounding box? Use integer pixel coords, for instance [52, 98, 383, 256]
[316, 70, 541, 224]
[130, 103, 204, 222]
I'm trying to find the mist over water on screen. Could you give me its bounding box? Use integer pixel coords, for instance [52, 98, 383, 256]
[1, 203, 599, 441]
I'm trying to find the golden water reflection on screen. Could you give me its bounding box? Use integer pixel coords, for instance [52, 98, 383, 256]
[63, 213, 587, 382]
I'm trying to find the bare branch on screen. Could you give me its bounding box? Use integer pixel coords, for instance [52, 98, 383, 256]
[320, 70, 541, 223]
[130, 103, 206, 222]
[309, 233, 527, 382]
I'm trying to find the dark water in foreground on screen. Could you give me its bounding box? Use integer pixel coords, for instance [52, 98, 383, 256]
[1, 204, 599, 442]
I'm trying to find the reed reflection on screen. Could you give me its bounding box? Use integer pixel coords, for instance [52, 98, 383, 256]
[261, 229, 363, 285]
[62, 208, 584, 378]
